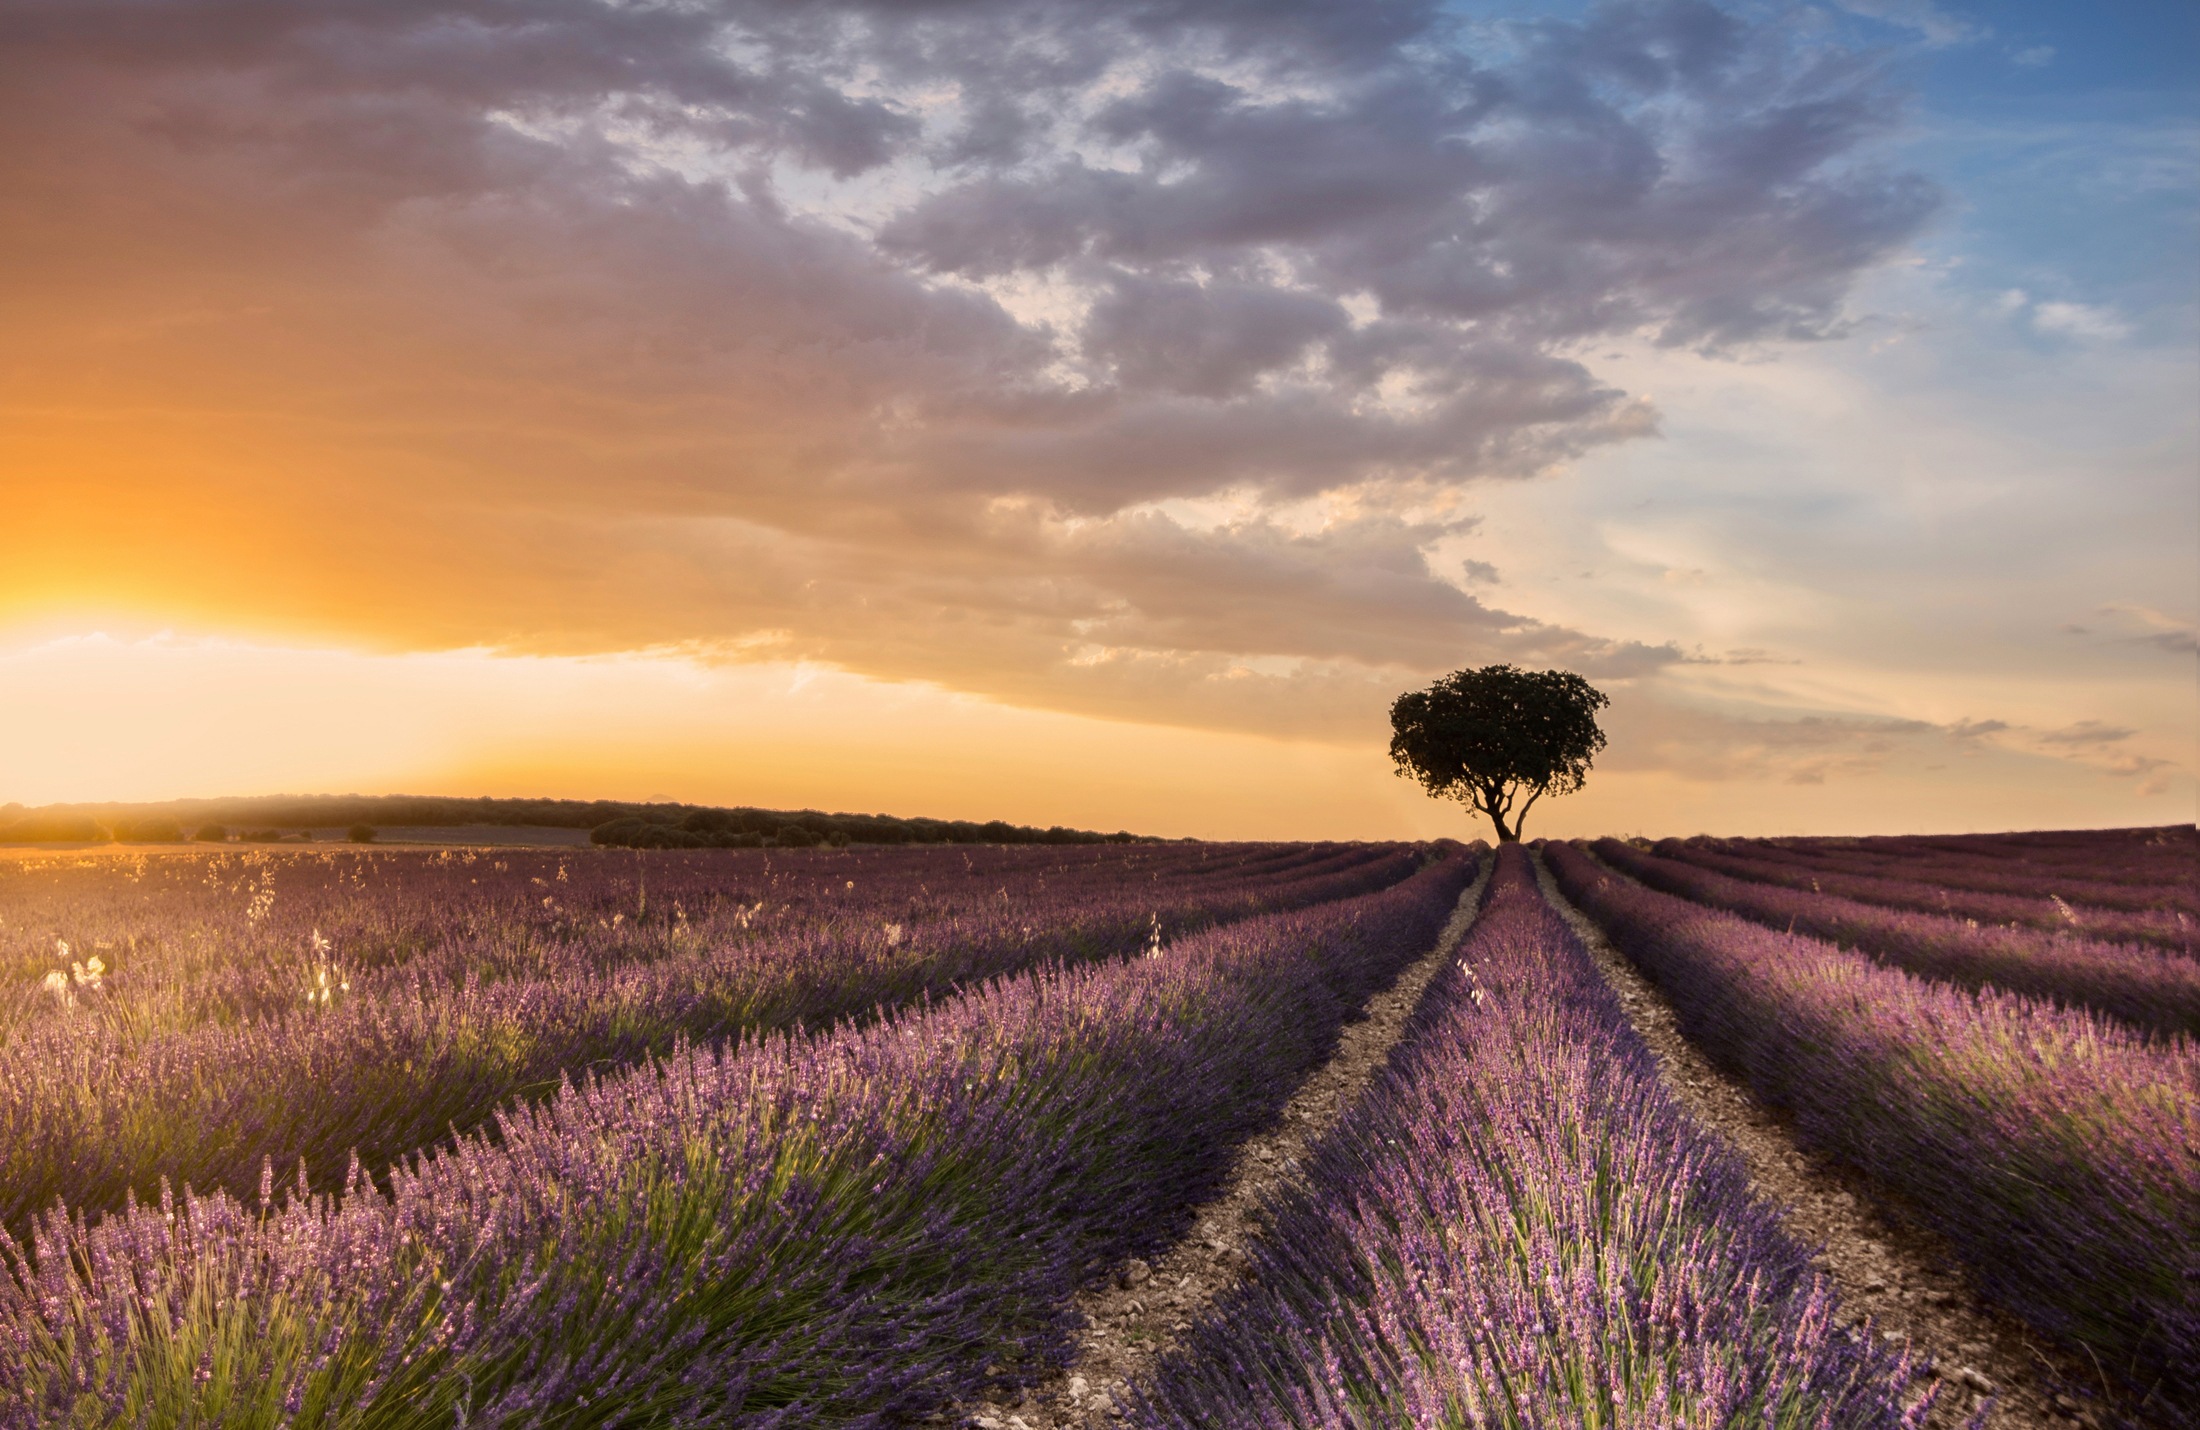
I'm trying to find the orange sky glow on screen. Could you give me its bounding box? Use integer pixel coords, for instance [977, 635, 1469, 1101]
[2, 1, 2192, 840]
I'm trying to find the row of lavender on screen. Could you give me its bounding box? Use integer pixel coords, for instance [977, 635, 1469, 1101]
[1593, 839, 2200, 1038]
[1682, 830, 2196, 915]
[1648, 836, 2194, 952]
[1779, 824, 2195, 878]
[0, 843, 1419, 1238]
[0, 841, 1356, 1032]
[1763, 826, 2195, 894]
[1135, 845, 1935, 1428]
[0, 847, 1478, 1425]
[1546, 842, 2200, 1427]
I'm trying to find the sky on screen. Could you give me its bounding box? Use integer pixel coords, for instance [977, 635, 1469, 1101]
[0, 0, 2192, 840]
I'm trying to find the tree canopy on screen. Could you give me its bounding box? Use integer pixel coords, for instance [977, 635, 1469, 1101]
[1388, 665, 1610, 842]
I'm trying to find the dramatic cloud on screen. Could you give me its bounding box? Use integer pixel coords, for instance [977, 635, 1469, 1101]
[2091, 604, 2200, 656]
[1598, 698, 1943, 786]
[0, 0, 1935, 743]
[2037, 720, 2136, 748]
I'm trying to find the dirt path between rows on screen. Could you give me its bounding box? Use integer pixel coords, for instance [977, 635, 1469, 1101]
[1533, 848, 2129, 1430]
[947, 854, 1496, 1429]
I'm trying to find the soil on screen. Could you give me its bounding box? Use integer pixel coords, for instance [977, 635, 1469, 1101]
[1533, 848, 2142, 1430]
[947, 854, 1498, 1429]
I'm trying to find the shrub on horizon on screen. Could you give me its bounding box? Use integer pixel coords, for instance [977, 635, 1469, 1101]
[193, 824, 227, 843]
[0, 815, 106, 843]
[347, 824, 377, 843]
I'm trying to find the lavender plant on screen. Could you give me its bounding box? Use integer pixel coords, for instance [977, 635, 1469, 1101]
[0, 841, 1386, 1033]
[1134, 845, 1935, 1430]
[0, 843, 1422, 1237]
[1547, 841, 2200, 1427]
[0, 849, 1477, 1427]
[1692, 834, 2197, 915]
[1647, 839, 2192, 952]
[1592, 839, 2200, 1038]
[1816, 827, 2196, 895]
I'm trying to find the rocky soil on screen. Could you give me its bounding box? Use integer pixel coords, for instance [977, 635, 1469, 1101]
[1536, 848, 2141, 1430]
[945, 847, 2152, 1429]
[945, 855, 1497, 1429]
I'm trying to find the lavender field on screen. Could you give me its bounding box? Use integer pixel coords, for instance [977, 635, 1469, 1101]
[0, 829, 2191, 1427]
[1549, 835, 2198, 1428]
[1135, 847, 1936, 1429]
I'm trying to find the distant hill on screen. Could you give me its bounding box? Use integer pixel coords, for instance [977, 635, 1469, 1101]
[0, 794, 1157, 848]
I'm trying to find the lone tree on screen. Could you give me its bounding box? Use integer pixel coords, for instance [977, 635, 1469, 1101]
[1388, 665, 1609, 842]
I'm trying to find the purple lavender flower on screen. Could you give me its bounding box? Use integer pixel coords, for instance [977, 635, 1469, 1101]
[1547, 840, 2199, 1428]
[0, 848, 1477, 1425]
[1136, 845, 1935, 1430]
[0, 842, 1425, 1237]
[1643, 835, 2193, 952]
[1591, 839, 2200, 1037]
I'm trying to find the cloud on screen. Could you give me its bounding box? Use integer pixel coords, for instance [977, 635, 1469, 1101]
[2032, 300, 2132, 342]
[1677, 647, 1803, 665]
[1083, 276, 1347, 399]
[1827, 0, 1986, 48]
[1597, 696, 1945, 784]
[2037, 720, 2136, 748]
[1592, 691, 2183, 799]
[0, 0, 1934, 740]
[2093, 603, 2200, 656]
[1956, 712, 2188, 793]
[1997, 290, 2132, 343]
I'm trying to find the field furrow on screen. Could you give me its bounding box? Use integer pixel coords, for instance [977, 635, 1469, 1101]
[0, 844, 1421, 1238]
[1535, 850, 2108, 1429]
[0, 849, 1475, 1427]
[955, 845, 1497, 1427]
[1132, 845, 1933, 1430]
[1688, 837, 2197, 917]
[1645, 840, 2193, 954]
[1547, 841, 2200, 1428]
[1592, 838, 2200, 1038]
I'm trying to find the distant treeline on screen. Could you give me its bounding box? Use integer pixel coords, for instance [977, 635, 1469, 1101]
[0, 794, 1153, 847]
[0, 814, 191, 844]
[587, 808, 1148, 849]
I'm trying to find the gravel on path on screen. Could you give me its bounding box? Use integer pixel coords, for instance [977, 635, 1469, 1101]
[1535, 846, 2128, 1430]
[945, 852, 1497, 1430]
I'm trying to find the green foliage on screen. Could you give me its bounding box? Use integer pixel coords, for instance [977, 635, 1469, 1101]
[120, 817, 185, 843]
[0, 814, 107, 843]
[1389, 665, 1609, 841]
[347, 825, 377, 844]
[195, 823, 229, 843]
[589, 808, 1146, 850]
[8, 794, 1152, 850]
